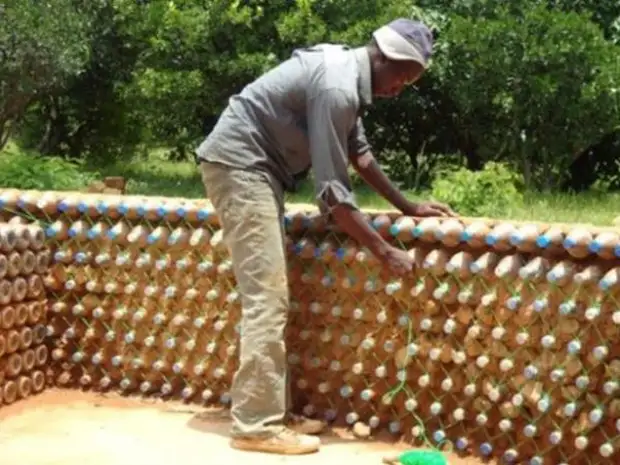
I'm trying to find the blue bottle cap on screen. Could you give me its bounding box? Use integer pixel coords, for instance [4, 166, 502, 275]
[96, 201, 108, 213]
[588, 241, 602, 253]
[156, 205, 167, 217]
[563, 238, 577, 249]
[57, 200, 69, 212]
[480, 442, 493, 455]
[509, 232, 522, 245]
[535, 235, 550, 248]
[485, 234, 497, 245]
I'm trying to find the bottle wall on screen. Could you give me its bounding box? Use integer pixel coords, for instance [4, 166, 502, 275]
[0, 219, 50, 406]
[1, 188, 619, 465]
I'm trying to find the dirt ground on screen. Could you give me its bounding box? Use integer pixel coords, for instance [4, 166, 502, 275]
[0, 390, 492, 465]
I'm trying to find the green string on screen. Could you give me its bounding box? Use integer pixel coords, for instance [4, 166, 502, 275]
[384, 319, 453, 453]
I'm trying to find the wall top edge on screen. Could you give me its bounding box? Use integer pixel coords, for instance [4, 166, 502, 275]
[0, 187, 618, 233]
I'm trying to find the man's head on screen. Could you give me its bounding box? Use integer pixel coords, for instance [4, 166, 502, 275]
[367, 18, 433, 98]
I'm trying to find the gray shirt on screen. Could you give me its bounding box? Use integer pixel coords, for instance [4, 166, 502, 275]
[195, 44, 373, 211]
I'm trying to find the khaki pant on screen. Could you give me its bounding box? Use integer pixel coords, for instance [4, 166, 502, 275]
[200, 161, 292, 438]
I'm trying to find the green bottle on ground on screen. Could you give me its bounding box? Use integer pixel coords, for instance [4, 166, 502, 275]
[397, 450, 447, 465]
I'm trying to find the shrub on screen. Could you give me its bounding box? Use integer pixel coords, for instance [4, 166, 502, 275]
[0, 148, 98, 191]
[431, 162, 524, 216]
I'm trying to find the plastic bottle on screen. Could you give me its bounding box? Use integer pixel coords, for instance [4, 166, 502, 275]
[486, 222, 516, 251]
[546, 260, 576, 286]
[390, 216, 416, 242]
[445, 251, 474, 279]
[189, 227, 212, 250]
[518, 256, 549, 282]
[45, 220, 69, 240]
[30, 191, 60, 215]
[126, 224, 149, 247]
[291, 238, 316, 260]
[422, 249, 449, 275]
[336, 244, 359, 265]
[56, 195, 81, 216]
[536, 226, 565, 254]
[510, 223, 541, 252]
[470, 251, 499, 277]
[589, 230, 619, 260]
[147, 225, 170, 247]
[573, 265, 602, 285]
[460, 221, 490, 248]
[564, 228, 593, 259]
[384, 450, 447, 465]
[77, 195, 104, 218]
[432, 280, 459, 303]
[285, 211, 311, 234]
[141, 198, 164, 221]
[494, 254, 523, 280]
[413, 218, 442, 242]
[168, 226, 190, 248]
[435, 218, 464, 247]
[107, 221, 130, 243]
[315, 240, 337, 264]
[599, 267, 620, 292]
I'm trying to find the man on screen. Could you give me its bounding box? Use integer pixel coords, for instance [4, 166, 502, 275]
[195, 18, 455, 455]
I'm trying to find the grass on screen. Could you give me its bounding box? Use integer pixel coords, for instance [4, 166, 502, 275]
[1, 146, 619, 226]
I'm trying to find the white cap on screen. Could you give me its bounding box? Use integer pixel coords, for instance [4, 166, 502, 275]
[372, 19, 433, 68]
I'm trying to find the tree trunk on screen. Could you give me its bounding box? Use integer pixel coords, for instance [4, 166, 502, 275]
[37, 98, 56, 154]
[0, 119, 12, 150]
[460, 133, 482, 170]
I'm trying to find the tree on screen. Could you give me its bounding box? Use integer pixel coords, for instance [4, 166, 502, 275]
[441, 6, 620, 189]
[0, 0, 94, 149]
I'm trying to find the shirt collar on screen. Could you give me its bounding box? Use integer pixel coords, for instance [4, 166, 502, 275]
[353, 47, 373, 107]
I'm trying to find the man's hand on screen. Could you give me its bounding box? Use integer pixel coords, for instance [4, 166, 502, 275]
[382, 246, 415, 275]
[350, 152, 457, 218]
[401, 200, 456, 217]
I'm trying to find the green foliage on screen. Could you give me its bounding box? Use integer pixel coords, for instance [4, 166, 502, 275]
[0, 147, 618, 225]
[0, 148, 98, 191]
[375, 150, 464, 192]
[431, 162, 524, 216]
[4, 0, 620, 192]
[0, 0, 95, 146]
[441, 6, 620, 189]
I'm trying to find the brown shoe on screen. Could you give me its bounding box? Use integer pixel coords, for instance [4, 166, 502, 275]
[230, 428, 321, 455]
[286, 413, 327, 435]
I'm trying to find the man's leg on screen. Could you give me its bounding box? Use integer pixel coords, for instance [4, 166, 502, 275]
[278, 211, 327, 436]
[200, 162, 320, 454]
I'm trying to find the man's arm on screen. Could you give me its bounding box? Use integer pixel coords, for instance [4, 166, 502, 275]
[350, 150, 412, 212]
[306, 89, 391, 260]
[348, 118, 456, 217]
